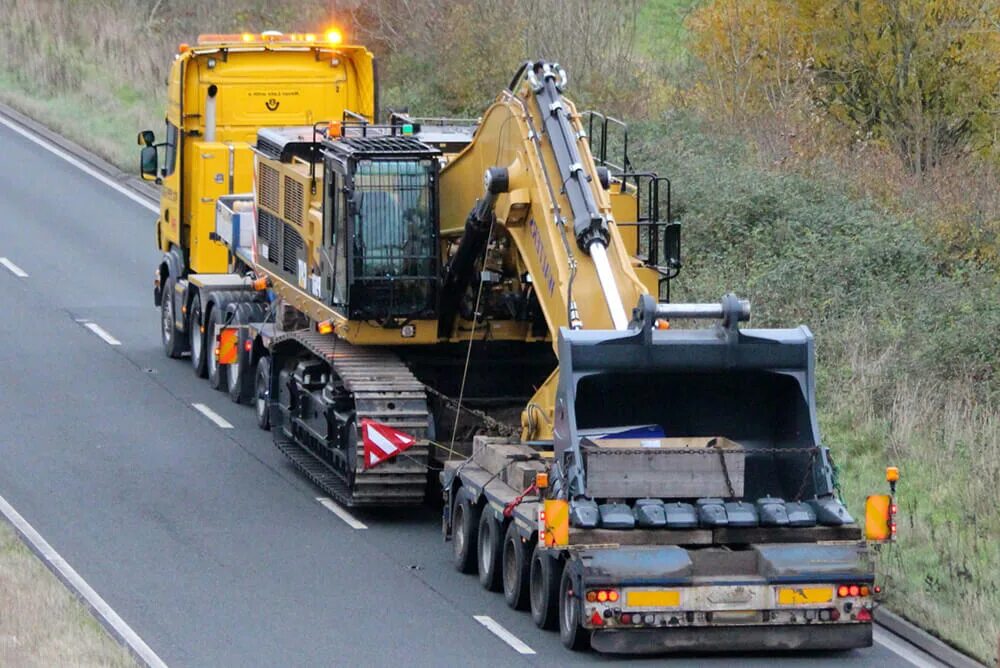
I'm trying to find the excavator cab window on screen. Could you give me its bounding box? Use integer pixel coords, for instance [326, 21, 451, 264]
[322, 133, 441, 323]
[349, 159, 437, 320]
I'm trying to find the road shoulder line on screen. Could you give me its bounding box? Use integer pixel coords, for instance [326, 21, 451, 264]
[0, 110, 157, 214]
[0, 493, 168, 668]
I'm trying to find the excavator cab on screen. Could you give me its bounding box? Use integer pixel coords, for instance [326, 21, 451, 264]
[322, 127, 441, 323]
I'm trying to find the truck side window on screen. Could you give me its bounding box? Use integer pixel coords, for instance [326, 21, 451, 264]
[163, 121, 179, 177]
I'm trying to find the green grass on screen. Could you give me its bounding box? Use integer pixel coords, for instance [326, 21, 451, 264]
[0, 70, 161, 170]
[635, 0, 699, 63]
[0, 521, 136, 667]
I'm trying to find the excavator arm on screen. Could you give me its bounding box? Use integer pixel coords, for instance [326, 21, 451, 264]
[439, 62, 649, 342]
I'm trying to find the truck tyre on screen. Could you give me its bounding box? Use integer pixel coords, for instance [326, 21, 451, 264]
[228, 325, 253, 403]
[160, 276, 185, 359]
[477, 510, 504, 592]
[559, 566, 590, 650]
[228, 303, 264, 404]
[189, 292, 208, 378]
[206, 306, 228, 391]
[254, 356, 271, 430]
[452, 487, 480, 574]
[502, 523, 530, 610]
[529, 545, 562, 630]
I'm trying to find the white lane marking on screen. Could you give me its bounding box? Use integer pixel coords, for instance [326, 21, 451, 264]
[473, 615, 536, 655]
[0, 492, 168, 668]
[0, 257, 28, 278]
[191, 403, 234, 429]
[316, 497, 368, 530]
[0, 115, 158, 213]
[83, 322, 122, 346]
[874, 627, 943, 668]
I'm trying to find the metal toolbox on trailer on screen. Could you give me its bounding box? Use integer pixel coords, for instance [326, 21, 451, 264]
[215, 194, 256, 250]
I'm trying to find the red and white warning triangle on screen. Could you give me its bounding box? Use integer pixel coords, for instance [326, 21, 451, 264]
[361, 419, 417, 469]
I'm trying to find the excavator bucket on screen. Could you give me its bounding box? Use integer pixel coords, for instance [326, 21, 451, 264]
[552, 295, 841, 508]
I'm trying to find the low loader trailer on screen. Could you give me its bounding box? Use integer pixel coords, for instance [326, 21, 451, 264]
[140, 34, 898, 653]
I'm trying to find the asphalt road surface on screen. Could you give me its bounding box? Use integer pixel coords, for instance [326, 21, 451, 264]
[0, 119, 939, 667]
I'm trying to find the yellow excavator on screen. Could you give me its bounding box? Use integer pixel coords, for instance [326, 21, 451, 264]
[144, 35, 896, 653]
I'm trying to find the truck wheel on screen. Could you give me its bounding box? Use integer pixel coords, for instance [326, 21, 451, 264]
[254, 356, 271, 430]
[452, 487, 480, 574]
[529, 545, 562, 630]
[206, 306, 228, 391]
[477, 510, 504, 592]
[160, 276, 185, 359]
[228, 303, 262, 404]
[227, 325, 252, 403]
[189, 292, 207, 378]
[502, 523, 530, 610]
[559, 567, 590, 650]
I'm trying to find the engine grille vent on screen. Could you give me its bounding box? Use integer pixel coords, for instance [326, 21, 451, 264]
[283, 176, 304, 225]
[283, 223, 303, 274]
[257, 210, 280, 263]
[259, 163, 280, 212]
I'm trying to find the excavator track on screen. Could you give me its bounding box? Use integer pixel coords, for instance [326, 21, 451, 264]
[272, 330, 430, 507]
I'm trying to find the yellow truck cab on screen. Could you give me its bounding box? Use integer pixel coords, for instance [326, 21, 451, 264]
[140, 30, 376, 356]
[139, 31, 377, 286]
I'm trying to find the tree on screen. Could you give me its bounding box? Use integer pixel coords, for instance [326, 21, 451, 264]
[688, 0, 1000, 173]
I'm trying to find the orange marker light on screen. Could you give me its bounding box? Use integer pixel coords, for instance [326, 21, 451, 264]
[886, 466, 900, 483]
[317, 320, 335, 335]
[655, 318, 670, 330]
[535, 472, 548, 489]
[325, 29, 343, 44]
[178, 43, 190, 54]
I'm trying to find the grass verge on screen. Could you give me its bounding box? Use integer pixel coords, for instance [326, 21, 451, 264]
[0, 520, 136, 667]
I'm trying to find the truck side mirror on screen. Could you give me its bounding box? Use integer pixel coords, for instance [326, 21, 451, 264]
[138, 130, 155, 147]
[663, 222, 681, 270]
[140, 145, 160, 182]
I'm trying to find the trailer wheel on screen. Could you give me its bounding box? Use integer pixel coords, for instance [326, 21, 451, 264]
[452, 487, 480, 574]
[254, 356, 271, 430]
[559, 566, 590, 650]
[502, 523, 530, 610]
[189, 292, 207, 378]
[529, 545, 561, 630]
[160, 276, 185, 359]
[228, 303, 263, 404]
[206, 306, 228, 391]
[227, 325, 252, 403]
[477, 510, 504, 592]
